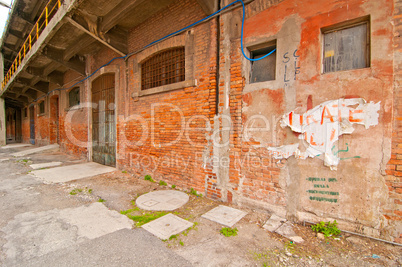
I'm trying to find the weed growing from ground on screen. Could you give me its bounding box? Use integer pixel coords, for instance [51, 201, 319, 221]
[159, 180, 167, 186]
[189, 188, 202, 197]
[144, 175, 155, 183]
[169, 234, 178, 240]
[98, 198, 106, 202]
[120, 207, 140, 215]
[70, 188, 91, 195]
[171, 185, 176, 189]
[69, 189, 78, 195]
[182, 222, 198, 236]
[311, 220, 340, 237]
[220, 227, 238, 237]
[127, 211, 167, 227]
[122, 170, 127, 173]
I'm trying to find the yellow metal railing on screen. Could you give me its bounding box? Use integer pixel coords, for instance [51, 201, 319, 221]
[1, 0, 63, 91]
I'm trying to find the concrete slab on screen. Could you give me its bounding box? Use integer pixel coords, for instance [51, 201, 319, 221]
[10, 229, 191, 267]
[263, 214, 286, 232]
[30, 162, 116, 183]
[141, 213, 193, 240]
[1, 202, 133, 262]
[29, 161, 62, 170]
[1, 143, 33, 149]
[274, 221, 304, 243]
[136, 190, 189, 211]
[11, 144, 59, 157]
[201, 205, 247, 227]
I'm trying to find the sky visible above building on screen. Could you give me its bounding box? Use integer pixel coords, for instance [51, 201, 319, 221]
[0, 0, 13, 38]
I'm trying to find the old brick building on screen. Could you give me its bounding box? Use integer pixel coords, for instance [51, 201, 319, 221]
[0, 0, 401, 243]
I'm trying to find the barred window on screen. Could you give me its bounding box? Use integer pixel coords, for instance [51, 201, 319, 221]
[141, 47, 185, 90]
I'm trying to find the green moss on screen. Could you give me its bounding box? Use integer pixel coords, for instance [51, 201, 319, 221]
[127, 211, 167, 227]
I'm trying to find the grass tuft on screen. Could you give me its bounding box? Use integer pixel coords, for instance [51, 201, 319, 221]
[127, 211, 167, 227]
[220, 227, 238, 237]
[144, 175, 155, 183]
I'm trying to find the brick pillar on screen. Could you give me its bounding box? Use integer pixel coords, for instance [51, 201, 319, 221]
[0, 98, 5, 146]
[0, 53, 5, 146]
[384, 0, 402, 243]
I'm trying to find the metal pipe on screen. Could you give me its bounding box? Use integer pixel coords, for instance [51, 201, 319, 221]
[304, 220, 402, 247]
[215, 0, 221, 115]
[124, 0, 255, 60]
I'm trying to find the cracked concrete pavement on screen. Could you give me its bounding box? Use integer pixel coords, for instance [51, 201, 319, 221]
[0, 145, 190, 266]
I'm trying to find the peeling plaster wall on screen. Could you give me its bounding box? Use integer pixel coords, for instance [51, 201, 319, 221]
[220, 0, 400, 242]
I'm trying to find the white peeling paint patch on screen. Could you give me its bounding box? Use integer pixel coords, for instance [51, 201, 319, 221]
[268, 98, 380, 169]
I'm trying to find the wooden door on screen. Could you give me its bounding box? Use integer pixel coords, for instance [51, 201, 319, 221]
[55, 97, 59, 144]
[92, 74, 116, 167]
[29, 106, 35, 144]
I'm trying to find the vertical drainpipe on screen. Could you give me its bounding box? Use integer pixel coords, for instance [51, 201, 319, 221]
[215, 0, 221, 115]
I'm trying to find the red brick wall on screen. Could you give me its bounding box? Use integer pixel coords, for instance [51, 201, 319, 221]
[117, 0, 217, 193]
[385, 0, 402, 243]
[21, 114, 29, 143]
[35, 101, 50, 146]
[127, 0, 205, 52]
[58, 70, 88, 158]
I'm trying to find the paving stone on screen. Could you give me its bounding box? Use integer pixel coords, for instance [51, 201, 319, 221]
[201, 205, 247, 227]
[275, 221, 304, 243]
[0, 158, 10, 162]
[30, 161, 62, 170]
[1, 144, 33, 149]
[136, 190, 189, 211]
[11, 144, 59, 157]
[263, 214, 286, 232]
[30, 162, 115, 183]
[141, 213, 193, 240]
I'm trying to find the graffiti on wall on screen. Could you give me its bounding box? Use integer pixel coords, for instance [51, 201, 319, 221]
[267, 98, 380, 169]
[306, 177, 339, 203]
[283, 49, 300, 90]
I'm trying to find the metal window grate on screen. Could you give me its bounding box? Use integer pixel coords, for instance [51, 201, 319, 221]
[141, 47, 185, 90]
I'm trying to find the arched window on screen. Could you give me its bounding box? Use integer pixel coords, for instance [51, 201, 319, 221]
[141, 47, 185, 90]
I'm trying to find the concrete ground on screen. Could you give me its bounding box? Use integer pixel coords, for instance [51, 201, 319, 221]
[0, 145, 190, 266]
[0, 144, 401, 267]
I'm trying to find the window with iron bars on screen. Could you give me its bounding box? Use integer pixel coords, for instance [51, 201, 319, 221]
[141, 47, 185, 90]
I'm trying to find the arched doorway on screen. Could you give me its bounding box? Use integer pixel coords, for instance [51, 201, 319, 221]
[91, 74, 116, 167]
